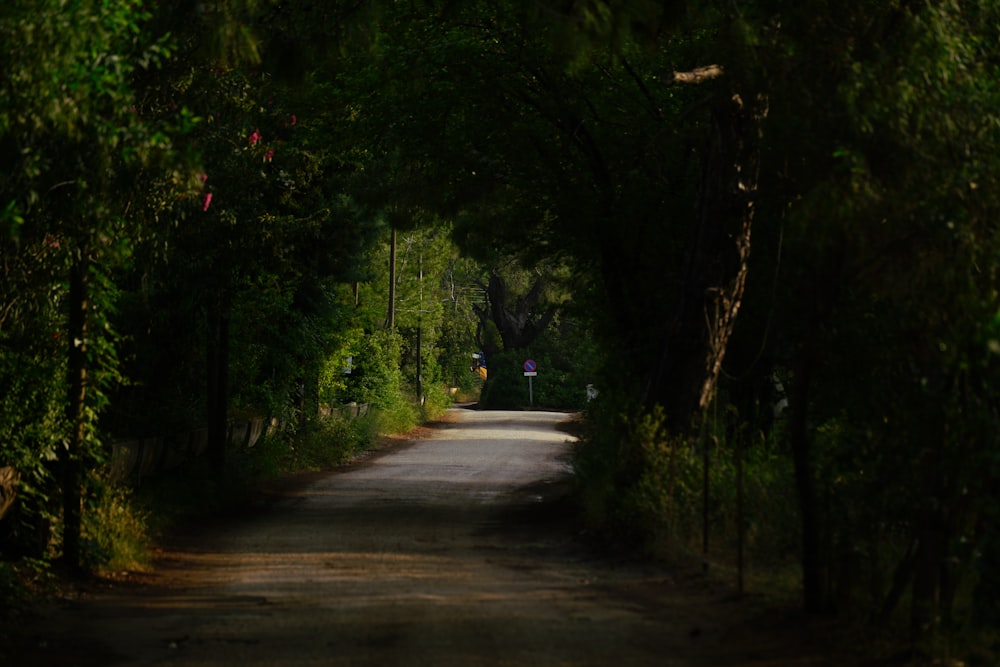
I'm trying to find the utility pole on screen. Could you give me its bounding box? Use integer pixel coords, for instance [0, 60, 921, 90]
[387, 228, 396, 330]
[416, 252, 423, 405]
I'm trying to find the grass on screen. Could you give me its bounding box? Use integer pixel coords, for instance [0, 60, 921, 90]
[82, 480, 153, 573]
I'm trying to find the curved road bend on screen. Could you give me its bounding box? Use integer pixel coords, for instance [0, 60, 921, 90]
[14, 409, 772, 666]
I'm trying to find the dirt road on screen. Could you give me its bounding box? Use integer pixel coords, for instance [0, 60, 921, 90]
[7, 409, 848, 666]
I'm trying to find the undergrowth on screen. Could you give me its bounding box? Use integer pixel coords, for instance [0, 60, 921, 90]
[0, 395, 444, 610]
[81, 479, 152, 572]
[573, 395, 802, 594]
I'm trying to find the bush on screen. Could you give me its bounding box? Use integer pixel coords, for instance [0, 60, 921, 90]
[81, 479, 151, 572]
[480, 350, 589, 410]
[372, 402, 419, 436]
[0, 557, 53, 610]
[533, 362, 588, 410]
[574, 395, 802, 581]
[226, 410, 380, 479]
[571, 393, 647, 545]
[420, 383, 454, 421]
[479, 350, 527, 409]
[346, 330, 406, 408]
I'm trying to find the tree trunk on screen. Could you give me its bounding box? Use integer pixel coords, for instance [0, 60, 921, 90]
[878, 540, 918, 625]
[789, 345, 828, 613]
[910, 447, 948, 641]
[910, 520, 946, 641]
[297, 362, 321, 433]
[702, 433, 712, 573]
[736, 427, 746, 595]
[416, 317, 423, 405]
[62, 253, 88, 574]
[478, 270, 558, 353]
[206, 300, 229, 474]
[645, 91, 763, 433]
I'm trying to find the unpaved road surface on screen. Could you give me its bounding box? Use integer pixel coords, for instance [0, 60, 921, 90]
[6, 409, 850, 666]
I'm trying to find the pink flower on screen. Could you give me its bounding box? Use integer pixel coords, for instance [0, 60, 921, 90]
[264, 149, 274, 162]
[200, 172, 208, 183]
[290, 114, 297, 126]
[249, 130, 261, 145]
[202, 192, 213, 211]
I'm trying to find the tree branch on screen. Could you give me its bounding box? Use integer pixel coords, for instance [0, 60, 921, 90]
[665, 65, 724, 86]
[621, 57, 663, 121]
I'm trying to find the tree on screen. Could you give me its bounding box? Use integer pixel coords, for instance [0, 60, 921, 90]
[349, 2, 715, 412]
[0, 0, 179, 570]
[723, 1, 1000, 631]
[351, 3, 1000, 648]
[476, 267, 561, 355]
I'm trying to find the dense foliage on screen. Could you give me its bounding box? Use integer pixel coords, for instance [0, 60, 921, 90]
[2, 1, 1000, 662]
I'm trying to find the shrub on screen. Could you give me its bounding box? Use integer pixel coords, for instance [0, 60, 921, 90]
[420, 383, 454, 421]
[574, 395, 803, 580]
[480, 350, 589, 410]
[479, 351, 527, 409]
[346, 330, 406, 408]
[81, 478, 151, 572]
[298, 411, 378, 469]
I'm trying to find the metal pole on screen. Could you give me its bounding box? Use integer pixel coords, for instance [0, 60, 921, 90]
[528, 376, 533, 406]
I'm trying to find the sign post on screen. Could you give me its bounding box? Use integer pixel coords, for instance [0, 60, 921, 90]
[523, 359, 537, 406]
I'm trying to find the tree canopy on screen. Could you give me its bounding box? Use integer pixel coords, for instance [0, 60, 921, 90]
[3, 0, 1000, 660]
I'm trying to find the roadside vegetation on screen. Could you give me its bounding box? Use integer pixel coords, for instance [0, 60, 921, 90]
[3, 2, 1000, 664]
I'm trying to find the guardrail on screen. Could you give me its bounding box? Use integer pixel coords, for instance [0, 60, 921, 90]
[108, 418, 268, 486]
[107, 403, 369, 486]
[0, 403, 372, 517]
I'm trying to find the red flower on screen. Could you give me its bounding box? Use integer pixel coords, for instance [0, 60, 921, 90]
[200, 172, 208, 183]
[249, 130, 261, 145]
[290, 114, 297, 126]
[203, 192, 213, 211]
[264, 149, 274, 162]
